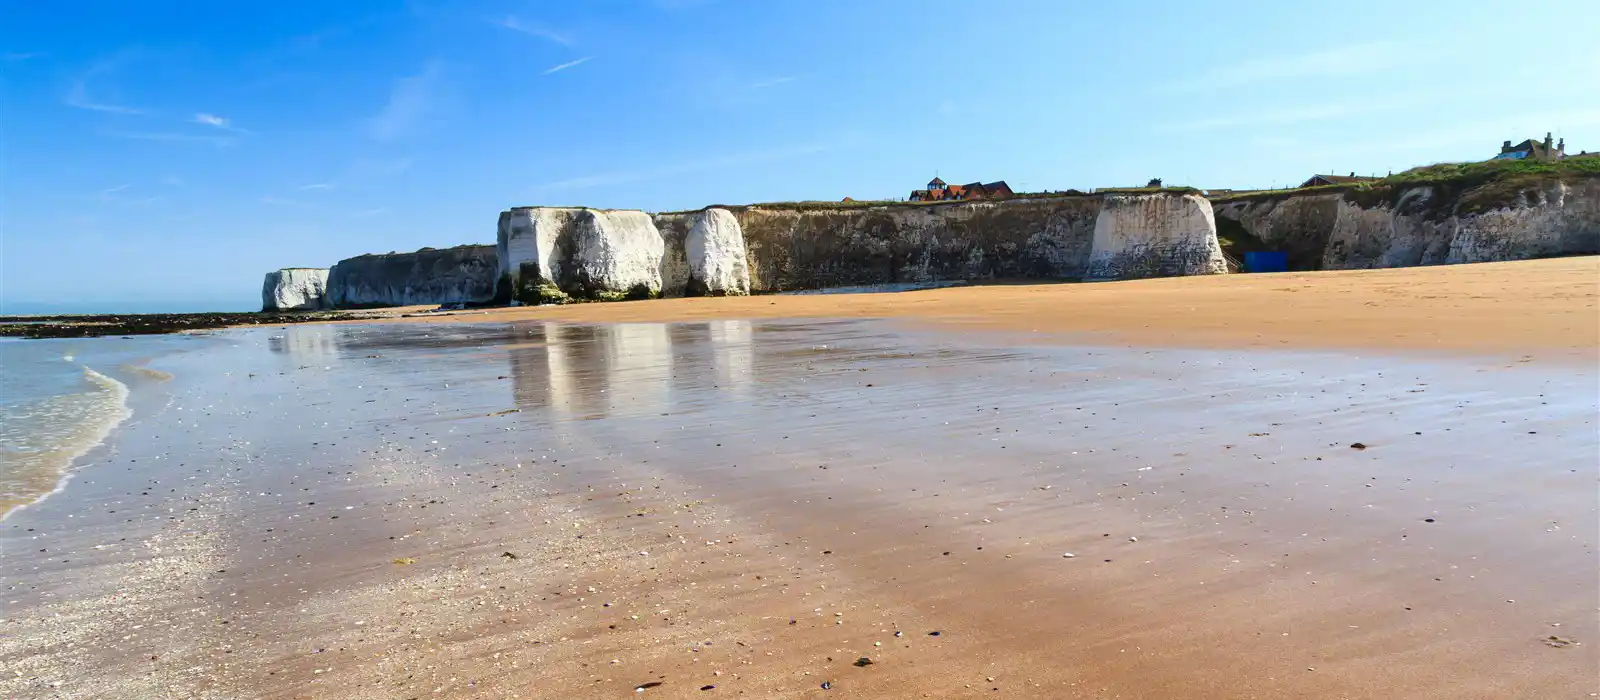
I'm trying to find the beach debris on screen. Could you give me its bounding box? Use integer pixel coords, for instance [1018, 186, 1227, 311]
[1349, 442, 1368, 450]
[392, 557, 416, 565]
[1127, 536, 1138, 543]
[700, 685, 715, 691]
[1423, 518, 1436, 523]
[500, 551, 519, 559]
[487, 409, 520, 417]
[1543, 635, 1579, 648]
[927, 630, 942, 636]
[820, 681, 832, 689]
[635, 681, 664, 691]
[1062, 552, 1076, 558]
[853, 657, 874, 667]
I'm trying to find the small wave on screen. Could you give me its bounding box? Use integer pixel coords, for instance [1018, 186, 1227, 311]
[0, 366, 133, 522]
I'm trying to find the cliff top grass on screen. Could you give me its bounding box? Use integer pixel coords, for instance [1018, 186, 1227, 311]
[340, 243, 493, 259]
[661, 186, 1202, 215]
[1212, 155, 1600, 216]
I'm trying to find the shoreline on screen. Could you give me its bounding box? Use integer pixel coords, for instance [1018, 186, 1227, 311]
[2, 319, 1595, 698]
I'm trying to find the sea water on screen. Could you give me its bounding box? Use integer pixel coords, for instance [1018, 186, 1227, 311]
[0, 335, 191, 519]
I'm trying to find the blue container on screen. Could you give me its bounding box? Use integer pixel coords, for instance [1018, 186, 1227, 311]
[1244, 251, 1288, 273]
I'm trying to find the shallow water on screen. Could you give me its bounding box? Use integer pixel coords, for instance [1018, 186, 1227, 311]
[2, 320, 1595, 698]
[0, 336, 201, 519]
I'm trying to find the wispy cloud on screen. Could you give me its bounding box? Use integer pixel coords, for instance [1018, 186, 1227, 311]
[104, 131, 235, 146]
[1160, 103, 1387, 132]
[493, 16, 574, 46]
[1190, 42, 1408, 90]
[750, 76, 795, 89]
[3, 52, 42, 61]
[542, 57, 592, 75]
[370, 61, 445, 140]
[534, 139, 855, 193]
[66, 59, 146, 114]
[96, 183, 163, 206]
[298, 182, 336, 190]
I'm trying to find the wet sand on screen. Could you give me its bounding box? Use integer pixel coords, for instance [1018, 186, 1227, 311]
[393, 256, 1600, 358]
[3, 315, 1595, 699]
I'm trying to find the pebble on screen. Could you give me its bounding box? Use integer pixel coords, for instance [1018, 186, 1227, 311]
[1062, 552, 1076, 558]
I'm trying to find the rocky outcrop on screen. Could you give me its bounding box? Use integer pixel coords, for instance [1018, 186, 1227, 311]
[1216, 178, 1600, 270]
[730, 197, 1104, 290]
[1086, 194, 1226, 280]
[326, 245, 497, 308]
[261, 268, 328, 311]
[727, 194, 1222, 290]
[498, 208, 664, 304]
[655, 208, 750, 296]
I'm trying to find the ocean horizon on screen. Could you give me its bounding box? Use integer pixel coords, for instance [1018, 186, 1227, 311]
[0, 299, 258, 316]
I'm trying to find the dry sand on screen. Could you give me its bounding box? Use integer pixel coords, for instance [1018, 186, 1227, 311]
[4, 259, 1597, 699]
[404, 256, 1600, 357]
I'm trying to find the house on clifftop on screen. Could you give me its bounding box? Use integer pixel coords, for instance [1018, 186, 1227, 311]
[909, 177, 1014, 202]
[1494, 133, 1566, 161]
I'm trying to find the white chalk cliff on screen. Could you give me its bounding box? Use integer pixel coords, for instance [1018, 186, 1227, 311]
[1086, 194, 1227, 280]
[261, 268, 329, 311]
[685, 208, 751, 295]
[498, 207, 664, 302]
[1214, 178, 1600, 270]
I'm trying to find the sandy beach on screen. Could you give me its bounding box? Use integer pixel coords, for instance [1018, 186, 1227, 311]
[3, 259, 1597, 699]
[403, 256, 1600, 357]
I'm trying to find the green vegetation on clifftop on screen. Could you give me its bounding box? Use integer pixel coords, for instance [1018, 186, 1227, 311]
[1213, 156, 1600, 217]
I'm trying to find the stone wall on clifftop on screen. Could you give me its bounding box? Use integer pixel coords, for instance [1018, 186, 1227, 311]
[261, 268, 329, 311]
[326, 244, 497, 308]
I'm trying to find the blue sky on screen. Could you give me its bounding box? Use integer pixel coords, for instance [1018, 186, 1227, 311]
[3, 0, 1598, 312]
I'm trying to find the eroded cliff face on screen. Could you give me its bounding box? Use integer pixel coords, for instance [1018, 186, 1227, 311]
[261, 268, 329, 311]
[498, 207, 663, 303]
[1216, 178, 1600, 270]
[655, 208, 750, 296]
[730, 197, 1103, 290]
[326, 244, 497, 308]
[1086, 194, 1226, 280]
[727, 194, 1224, 290]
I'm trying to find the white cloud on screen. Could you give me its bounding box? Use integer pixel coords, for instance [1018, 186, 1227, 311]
[493, 16, 573, 46]
[298, 182, 336, 190]
[3, 52, 42, 61]
[542, 57, 592, 75]
[194, 113, 227, 127]
[66, 60, 146, 114]
[1193, 42, 1407, 90]
[370, 62, 444, 140]
[100, 184, 133, 196]
[750, 76, 795, 89]
[1160, 103, 1386, 132]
